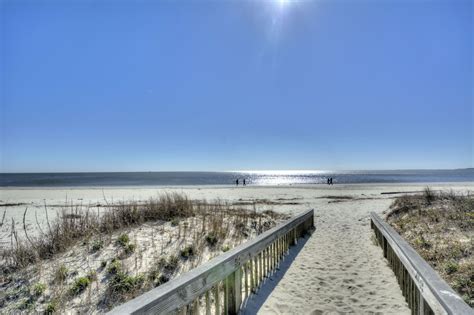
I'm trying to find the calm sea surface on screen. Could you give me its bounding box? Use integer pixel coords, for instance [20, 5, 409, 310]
[0, 170, 473, 187]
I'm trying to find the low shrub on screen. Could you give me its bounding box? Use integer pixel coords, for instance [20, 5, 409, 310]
[44, 300, 58, 314]
[54, 265, 68, 283]
[70, 277, 90, 295]
[117, 234, 130, 247]
[18, 297, 35, 310]
[164, 255, 179, 272]
[205, 232, 218, 246]
[109, 272, 144, 294]
[148, 270, 169, 287]
[124, 243, 136, 254]
[180, 245, 195, 259]
[91, 239, 104, 252]
[32, 282, 46, 296]
[87, 270, 97, 282]
[445, 261, 459, 275]
[107, 260, 122, 275]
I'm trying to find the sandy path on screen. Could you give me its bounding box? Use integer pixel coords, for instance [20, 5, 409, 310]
[248, 198, 410, 314]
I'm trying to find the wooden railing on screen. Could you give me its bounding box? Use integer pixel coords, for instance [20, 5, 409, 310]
[108, 209, 314, 315]
[371, 213, 473, 315]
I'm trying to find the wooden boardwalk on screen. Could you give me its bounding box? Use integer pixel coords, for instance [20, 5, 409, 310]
[107, 199, 472, 315]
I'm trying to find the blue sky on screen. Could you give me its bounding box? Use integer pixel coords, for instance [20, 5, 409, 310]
[1, 0, 472, 172]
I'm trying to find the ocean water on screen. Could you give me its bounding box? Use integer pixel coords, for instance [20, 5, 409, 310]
[0, 169, 473, 187]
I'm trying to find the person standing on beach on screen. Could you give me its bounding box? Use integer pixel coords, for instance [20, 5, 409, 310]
[243, 179, 246, 186]
[236, 179, 239, 186]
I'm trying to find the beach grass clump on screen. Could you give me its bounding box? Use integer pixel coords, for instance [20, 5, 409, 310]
[162, 255, 179, 272]
[70, 277, 90, 295]
[205, 232, 219, 246]
[444, 260, 459, 275]
[386, 190, 474, 306]
[148, 269, 169, 287]
[91, 239, 104, 252]
[32, 282, 46, 297]
[45, 300, 58, 314]
[54, 265, 68, 283]
[87, 270, 98, 282]
[104, 272, 144, 304]
[179, 245, 195, 259]
[124, 243, 136, 255]
[107, 259, 122, 275]
[109, 272, 144, 294]
[117, 234, 130, 247]
[18, 297, 35, 310]
[423, 187, 436, 204]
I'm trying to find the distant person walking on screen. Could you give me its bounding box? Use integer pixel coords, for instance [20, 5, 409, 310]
[243, 179, 246, 186]
[236, 179, 239, 186]
[327, 178, 330, 185]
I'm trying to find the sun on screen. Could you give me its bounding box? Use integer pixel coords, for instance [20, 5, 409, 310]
[277, 0, 290, 8]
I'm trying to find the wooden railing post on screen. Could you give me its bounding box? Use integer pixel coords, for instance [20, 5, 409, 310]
[214, 285, 220, 315]
[205, 291, 211, 315]
[225, 269, 241, 315]
[244, 263, 249, 298]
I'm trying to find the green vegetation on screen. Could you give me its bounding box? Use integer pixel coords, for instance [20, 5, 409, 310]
[32, 283, 46, 297]
[87, 270, 97, 282]
[107, 259, 122, 275]
[124, 243, 136, 254]
[148, 269, 169, 287]
[179, 245, 195, 259]
[44, 300, 58, 314]
[108, 272, 144, 298]
[445, 261, 459, 275]
[221, 244, 230, 252]
[70, 277, 90, 295]
[117, 234, 130, 247]
[163, 255, 179, 272]
[205, 232, 219, 246]
[54, 265, 68, 283]
[91, 239, 104, 252]
[18, 297, 35, 310]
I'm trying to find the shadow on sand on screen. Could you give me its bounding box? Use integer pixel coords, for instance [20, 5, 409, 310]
[241, 231, 312, 314]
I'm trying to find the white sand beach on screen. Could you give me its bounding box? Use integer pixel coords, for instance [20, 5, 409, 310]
[1, 182, 473, 313]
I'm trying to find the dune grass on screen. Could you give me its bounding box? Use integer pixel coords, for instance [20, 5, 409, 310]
[386, 188, 474, 306]
[0, 193, 283, 313]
